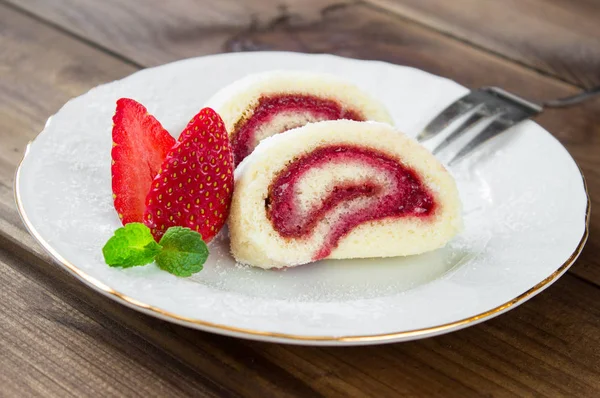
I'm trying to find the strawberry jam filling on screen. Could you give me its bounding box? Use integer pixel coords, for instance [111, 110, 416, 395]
[266, 145, 435, 260]
[232, 94, 364, 165]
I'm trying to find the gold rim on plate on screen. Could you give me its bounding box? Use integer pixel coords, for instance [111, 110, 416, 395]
[14, 142, 591, 343]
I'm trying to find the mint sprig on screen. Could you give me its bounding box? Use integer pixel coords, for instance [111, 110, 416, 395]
[155, 227, 208, 277]
[102, 223, 208, 277]
[102, 223, 162, 267]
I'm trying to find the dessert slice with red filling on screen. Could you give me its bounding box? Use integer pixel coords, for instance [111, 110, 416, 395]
[229, 120, 462, 269]
[205, 71, 393, 166]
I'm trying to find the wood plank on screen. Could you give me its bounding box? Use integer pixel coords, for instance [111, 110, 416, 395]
[9, 0, 600, 89]
[364, 0, 600, 89]
[0, 3, 137, 169]
[3, 0, 351, 67]
[0, 248, 228, 397]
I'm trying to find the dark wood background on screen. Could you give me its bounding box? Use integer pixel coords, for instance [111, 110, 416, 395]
[1, 0, 599, 396]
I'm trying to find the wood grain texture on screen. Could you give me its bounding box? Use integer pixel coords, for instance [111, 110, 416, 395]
[3, 0, 354, 67]
[1, 0, 600, 396]
[0, 2, 136, 178]
[0, 248, 229, 398]
[364, 0, 600, 88]
[9, 0, 600, 89]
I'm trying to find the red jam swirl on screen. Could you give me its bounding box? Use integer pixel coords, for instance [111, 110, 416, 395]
[266, 145, 435, 260]
[232, 94, 364, 165]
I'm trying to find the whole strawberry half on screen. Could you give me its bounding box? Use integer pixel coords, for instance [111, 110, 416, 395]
[143, 108, 234, 242]
[112, 98, 175, 225]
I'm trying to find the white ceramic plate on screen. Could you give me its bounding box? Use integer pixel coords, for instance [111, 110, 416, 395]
[15, 52, 589, 346]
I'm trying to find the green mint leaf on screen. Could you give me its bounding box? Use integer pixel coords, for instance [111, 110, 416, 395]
[102, 223, 162, 268]
[155, 227, 208, 277]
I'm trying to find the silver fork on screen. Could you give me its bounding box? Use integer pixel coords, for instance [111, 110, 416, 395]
[417, 86, 600, 165]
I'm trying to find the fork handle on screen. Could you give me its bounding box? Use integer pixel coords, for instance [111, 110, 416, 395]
[542, 86, 600, 108]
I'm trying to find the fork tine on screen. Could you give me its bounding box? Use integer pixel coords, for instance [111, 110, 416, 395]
[417, 91, 486, 141]
[431, 104, 488, 155]
[448, 118, 515, 165]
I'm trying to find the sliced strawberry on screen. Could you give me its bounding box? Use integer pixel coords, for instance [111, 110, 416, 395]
[143, 108, 234, 242]
[112, 98, 176, 225]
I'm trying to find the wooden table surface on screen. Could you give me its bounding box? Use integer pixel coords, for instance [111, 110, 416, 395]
[1, 0, 599, 396]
